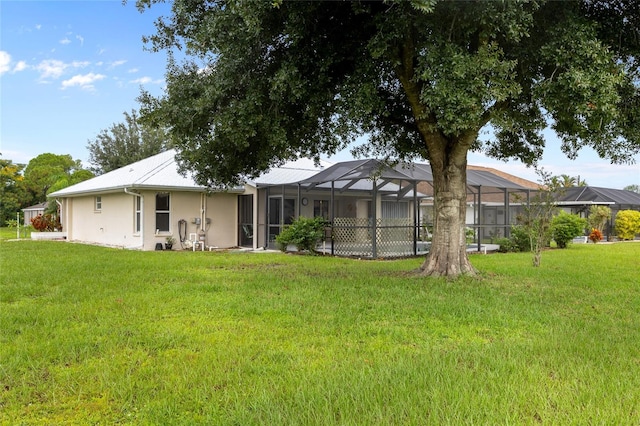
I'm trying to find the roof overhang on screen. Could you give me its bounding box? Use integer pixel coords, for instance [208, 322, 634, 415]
[48, 184, 245, 198]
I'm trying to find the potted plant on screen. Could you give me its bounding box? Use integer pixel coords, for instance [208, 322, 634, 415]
[165, 236, 176, 250]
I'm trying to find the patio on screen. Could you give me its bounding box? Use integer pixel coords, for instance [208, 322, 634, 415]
[255, 159, 538, 259]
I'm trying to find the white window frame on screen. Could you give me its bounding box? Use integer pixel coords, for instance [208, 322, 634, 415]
[134, 196, 141, 234]
[155, 192, 170, 233]
[95, 196, 102, 212]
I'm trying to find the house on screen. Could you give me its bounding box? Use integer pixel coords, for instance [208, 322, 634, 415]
[554, 186, 640, 238]
[48, 149, 542, 256]
[22, 202, 48, 226]
[48, 149, 329, 251]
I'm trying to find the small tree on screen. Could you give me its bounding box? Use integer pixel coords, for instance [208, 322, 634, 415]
[588, 205, 612, 232]
[516, 169, 558, 267]
[615, 210, 640, 240]
[551, 211, 587, 248]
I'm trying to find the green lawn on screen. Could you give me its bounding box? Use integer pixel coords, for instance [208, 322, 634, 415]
[0, 225, 30, 240]
[1, 237, 639, 424]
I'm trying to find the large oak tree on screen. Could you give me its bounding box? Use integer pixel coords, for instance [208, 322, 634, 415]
[137, 0, 640, 277]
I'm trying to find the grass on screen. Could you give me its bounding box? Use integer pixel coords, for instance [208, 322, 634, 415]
[1, 234, 639, 424]
[0, 226, 31, 240]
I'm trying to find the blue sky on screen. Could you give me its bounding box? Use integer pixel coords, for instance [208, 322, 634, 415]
[1, 1, 638, 189]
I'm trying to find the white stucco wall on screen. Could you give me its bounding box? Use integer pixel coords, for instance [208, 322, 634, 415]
[139, 190, 240, 250]
[58, 190, 241, 251]
[62, 192, 141, 249]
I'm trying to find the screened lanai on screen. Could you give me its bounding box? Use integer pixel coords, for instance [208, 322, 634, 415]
[256, 159, 539, 258]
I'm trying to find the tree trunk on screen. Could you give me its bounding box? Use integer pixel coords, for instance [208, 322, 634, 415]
[393, 36, 477, 277]
[419, 140, 477, 277]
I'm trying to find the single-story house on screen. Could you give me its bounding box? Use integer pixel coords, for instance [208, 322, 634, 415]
[48, 149, 542, 257]
[22, 202, 48, 226]
[554, 186, 640, 238]
[47, 149, 331, 252]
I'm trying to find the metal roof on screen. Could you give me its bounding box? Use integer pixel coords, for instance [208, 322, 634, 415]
[251, 157, 333, 186]
[48, 149, 206, 197]
[555, 186, 640, 207]
[48, 150, 330, 197]
[299, 159, 532, 190]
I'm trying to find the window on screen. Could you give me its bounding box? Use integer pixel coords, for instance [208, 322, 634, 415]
[155, 192, 170, 232]
[95, 196, 102, 211]
[382, 201, 409, 219]
[313, 200, 330, 220]
[135, 196, 141, 233]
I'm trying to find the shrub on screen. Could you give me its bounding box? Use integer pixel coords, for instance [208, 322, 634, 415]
[588, 228, 603, 243]
[275, 216, 327, 253]
[509, 225, 531, 252]
[465, 227, 475, 244]
[495, 237, 516, 253]
[551, 211, 587, 249]
[30, 214, 61, 232]
[615, 210, 640, 240]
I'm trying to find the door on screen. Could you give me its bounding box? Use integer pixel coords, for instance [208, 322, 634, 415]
[238, 195, 253, 247]
[268, 197, 295, 242]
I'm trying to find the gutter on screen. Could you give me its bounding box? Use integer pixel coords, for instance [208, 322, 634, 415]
[554, 201, 615, 206]
[124, 188, 144, 250]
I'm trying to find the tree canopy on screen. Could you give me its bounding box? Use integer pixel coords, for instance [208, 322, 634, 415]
[87, 109, 171, 175]
[138, 0, 640, 276]
[624, 184, 640, 194]
[0, 157, 27, 226]
[23, 153, 93, 205]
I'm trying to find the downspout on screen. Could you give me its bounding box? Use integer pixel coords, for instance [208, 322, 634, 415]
[124, 188, 144, 249]
[55, 199, 63, 235]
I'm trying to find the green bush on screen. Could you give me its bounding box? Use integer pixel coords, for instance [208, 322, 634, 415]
[275, 216, 327, 253]
[551, 211, 587, 249]
[615, 210, 640, 240]
[509, 225, 531, 252]
[495, 237, 516, 253]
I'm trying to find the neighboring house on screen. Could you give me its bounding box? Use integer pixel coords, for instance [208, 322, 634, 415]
[48, 150, 543, 257]
[418, 165, 542, 242]
[22, 202, 48, 226]
[554, 186, 640, 238]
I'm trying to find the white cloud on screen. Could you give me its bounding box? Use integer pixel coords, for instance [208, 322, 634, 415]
[130, 76, 163, 85]
[35, 59, 89, 80]
[76, 35, 84, 46]
[13, 61, 28, 72]
[109, 59, 127, 68]
[127, 68, 139, 73]
[0, 51, 11, 74]
[60, 37, 71, 45]
[130, 76, 152, 84]
[35, 24, 42, 30]
[61, 72, 105, 90]
[36, 59, 67, 79]
[71, 60, 90, 68]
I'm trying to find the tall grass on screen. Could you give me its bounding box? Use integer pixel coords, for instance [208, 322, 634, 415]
[1, 238, 639, 424]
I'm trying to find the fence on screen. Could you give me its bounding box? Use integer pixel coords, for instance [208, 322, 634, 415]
[331, 217, 418, 258]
